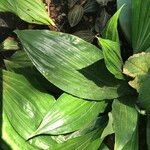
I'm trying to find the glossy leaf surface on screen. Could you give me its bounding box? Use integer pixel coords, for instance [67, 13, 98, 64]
[0, 0, 54, 25]
[32, 93, 107, 136]
[2, 70, 56, 140]
[15, 30, 129, 100]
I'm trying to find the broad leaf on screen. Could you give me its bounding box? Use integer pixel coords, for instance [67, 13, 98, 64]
[0, 0, 54, 25]
[15, 30, 130, 100]
[102, 6, 124, 42]
[123, 52, 150, 110]
[2, 70, 56, 140]
[98, 38, 124, 80]
[31, 93, 107, 137]
[112, 97, 138, 150]
[123, 52, 150, 91]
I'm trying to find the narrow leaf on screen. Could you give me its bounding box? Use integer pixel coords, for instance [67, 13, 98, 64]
[102, 5, 124, 42]
[98, 38, 124, 80]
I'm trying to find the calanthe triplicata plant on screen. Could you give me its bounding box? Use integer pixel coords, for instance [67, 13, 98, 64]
[0, 0, 150, 150]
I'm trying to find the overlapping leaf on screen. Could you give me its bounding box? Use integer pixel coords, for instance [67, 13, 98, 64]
[15, 30, 130, 100]
[31, 93, 107, 137]
[2, 112, 37, 150]
[112, 97, 138, 150]
[0, 0, 54, 25]
[2, 70, 56, 140]
[98, 38, 124, 80]
[54, 129, 103, 150]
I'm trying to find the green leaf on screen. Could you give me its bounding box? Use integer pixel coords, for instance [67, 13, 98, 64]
[123, 52, 150, 110]
[68, 5, 84, 27]
[54, 128, 103, 150]
[112, 97, 138, 150]
[132, 0, 150, 52]
[101, 112, 114, 139]
[2, 112, 37, 150]
[102, 5, 124, 42]
[15, 30, 130, 100]
[122, 127, 139, 150]
[2, 70, 56, 140]
[0, 37, 19, 51]
[29, 116, 107, 149]
[0, 0, 54, 25]
[117, 0, 131, 42]
[117, 0, 150, 52]
[147, 114, 150, 150]
[98, 38, 124, 80]
[31, 93, 107, 137]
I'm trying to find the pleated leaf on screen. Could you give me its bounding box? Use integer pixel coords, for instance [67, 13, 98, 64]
[2, 70, 56, 140]
[132, 0, 150, 52]
[98, 38, 124, 80]
[31, 93, 107, 137]
[117, 0, 150, 52]
[112, 97, 138, 150]
[0, 0, 54, 25]
[15, 30, 130, 100]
